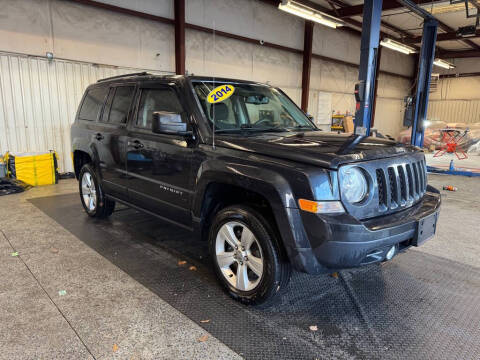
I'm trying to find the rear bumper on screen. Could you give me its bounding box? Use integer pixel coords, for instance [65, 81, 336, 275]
[286, 186, 441, 274]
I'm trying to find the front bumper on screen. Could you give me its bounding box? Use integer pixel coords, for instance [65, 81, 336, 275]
[287, 186, 441, 274]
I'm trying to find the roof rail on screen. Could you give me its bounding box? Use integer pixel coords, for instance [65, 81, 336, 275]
[97, 72, 151, 82]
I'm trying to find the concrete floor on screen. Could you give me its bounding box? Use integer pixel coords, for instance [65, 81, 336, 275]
[0, 174, 478, 359]
[0, 180, 240, 360]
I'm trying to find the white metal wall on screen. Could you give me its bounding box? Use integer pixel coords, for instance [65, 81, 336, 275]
[427, 100, 480, 124]
[428, 76, 480, 124]
[0, 52, 164, 173]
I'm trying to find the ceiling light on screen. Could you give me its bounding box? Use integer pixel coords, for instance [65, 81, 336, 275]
[433, 58, 455, 69]
[278, 0, 344, 29]
[380, 38, 417, 55]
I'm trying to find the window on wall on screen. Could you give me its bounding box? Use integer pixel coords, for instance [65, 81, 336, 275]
[108, 86, 135, 124]
[79, 87, 108, 121]
[136, 88, 185, 129]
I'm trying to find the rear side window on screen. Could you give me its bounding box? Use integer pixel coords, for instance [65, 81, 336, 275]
[136, 88, 184, 129]
[79, 87, 108, 121]
[107, 86, 135, 124]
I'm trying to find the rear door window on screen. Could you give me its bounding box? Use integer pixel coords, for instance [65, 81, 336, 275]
[107, 86, 135, 124]
[79, 87, 108, 121]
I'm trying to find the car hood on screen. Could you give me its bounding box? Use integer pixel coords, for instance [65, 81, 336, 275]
[215, 131, 419, 169]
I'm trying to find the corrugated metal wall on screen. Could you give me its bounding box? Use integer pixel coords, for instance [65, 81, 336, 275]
[0, 52, 165, 173]
[427, 100, 480, 124]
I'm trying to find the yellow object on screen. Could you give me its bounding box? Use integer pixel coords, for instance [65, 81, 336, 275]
[207, 84, 235, 103]
[5, 151, 58, 186]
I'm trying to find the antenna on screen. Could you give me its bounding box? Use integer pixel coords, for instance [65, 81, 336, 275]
[212, 20, 216, 150]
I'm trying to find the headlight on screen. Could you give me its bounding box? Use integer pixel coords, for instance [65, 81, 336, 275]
[340, 167, 368, 203]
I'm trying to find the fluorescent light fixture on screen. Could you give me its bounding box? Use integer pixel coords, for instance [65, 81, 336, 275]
[380, 38, 417, 55]
[433, 58, 455, 69]
[278, 0, 344, 29]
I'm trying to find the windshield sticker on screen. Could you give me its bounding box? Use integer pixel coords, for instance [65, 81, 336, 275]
[207, 84, 235, 104]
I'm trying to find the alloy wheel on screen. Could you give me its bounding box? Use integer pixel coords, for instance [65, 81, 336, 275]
[81, 172, 97, 211]
[215, 221, 264, 291]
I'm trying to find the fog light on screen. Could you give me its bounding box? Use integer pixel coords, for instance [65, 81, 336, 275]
[385, 245, 396, 260]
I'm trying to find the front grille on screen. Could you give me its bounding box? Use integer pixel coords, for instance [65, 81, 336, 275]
[376, 169, 386, 207]
[376, 158, 427, 211]
[339, 153, 427, 220]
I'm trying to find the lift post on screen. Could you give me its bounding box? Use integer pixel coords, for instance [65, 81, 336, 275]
[354, 0, 383, 136]
[410, 18, 438, 147]
[395, 0, 438, 147]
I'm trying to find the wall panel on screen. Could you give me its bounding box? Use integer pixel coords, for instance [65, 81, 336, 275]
[0, 52, 164, 173]
[428, 100, 480, 124]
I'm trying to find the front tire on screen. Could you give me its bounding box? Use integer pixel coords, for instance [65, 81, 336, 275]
[209, 205, 291, 306]
[78, 164, 115, 218]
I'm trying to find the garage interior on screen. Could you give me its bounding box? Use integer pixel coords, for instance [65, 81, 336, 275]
[0, 0, 479, 359]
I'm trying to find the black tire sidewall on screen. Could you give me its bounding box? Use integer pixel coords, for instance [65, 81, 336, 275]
[209, 206, 281, 304]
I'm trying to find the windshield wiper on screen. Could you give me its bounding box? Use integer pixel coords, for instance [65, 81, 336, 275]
[214, 126, 288, 134]
[287, 125, 315, 131]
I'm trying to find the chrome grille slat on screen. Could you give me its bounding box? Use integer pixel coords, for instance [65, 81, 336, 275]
[406, 164, 414, 200]
[376, 157, 426, 211]
[387, 167, 398, 208]
[418, 162, 424, 193]
[403, 164, 411, 203]
[376, 169, 387, 209]
[397, 165, 407, 204]
[412, 162, 420, 196]
[420, 160, 427, 192]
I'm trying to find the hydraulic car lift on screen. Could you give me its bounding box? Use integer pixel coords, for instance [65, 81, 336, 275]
[354, 0, 438, 148]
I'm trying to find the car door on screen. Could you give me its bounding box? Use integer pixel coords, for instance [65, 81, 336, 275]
[95, 83, 135, 200]
[126, 83, 194, 227]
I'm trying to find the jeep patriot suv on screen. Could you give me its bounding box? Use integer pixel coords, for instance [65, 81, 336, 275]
[71, 72, 441, 305]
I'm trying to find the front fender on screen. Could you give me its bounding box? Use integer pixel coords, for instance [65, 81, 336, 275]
[193, 159, 296, 216]
[193, 158, 322, 271]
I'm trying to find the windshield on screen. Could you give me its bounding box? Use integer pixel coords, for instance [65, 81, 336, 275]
[192, 81, 317, 133]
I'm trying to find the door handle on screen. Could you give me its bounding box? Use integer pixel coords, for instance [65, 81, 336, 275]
[128, 140, 144, 149]
[95, 133, 104, 141]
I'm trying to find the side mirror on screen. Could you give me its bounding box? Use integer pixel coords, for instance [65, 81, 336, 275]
[152, 112, 191, 135]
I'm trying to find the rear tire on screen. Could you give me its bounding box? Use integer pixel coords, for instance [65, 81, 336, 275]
[209, 205, 291, 306]
[78, 163, 115, 218]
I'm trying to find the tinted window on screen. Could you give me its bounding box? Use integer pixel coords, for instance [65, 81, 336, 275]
[101, 88, 115, 123]
[79, 87, 108, 121]
[108, 86, 135, 124]
[192, 82, 315, 132]
[136, 88, 184, 129]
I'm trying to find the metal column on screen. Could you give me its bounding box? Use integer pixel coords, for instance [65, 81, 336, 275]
[354, 0, 383, 136]
[174, 0, 186, 75]
[410, 18, 438, 147]
[301, 21, 314, 112]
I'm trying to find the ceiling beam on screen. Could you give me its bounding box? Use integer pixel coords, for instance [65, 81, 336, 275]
[326, 0, 443, 18]
[438, 49, 480, 58]
[404, 29, 480, 43]
[326, 0, 413, 39]
[70, 0, 174, 24]
[440, 72, 480, 78]
[324, 0, 480, 50]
